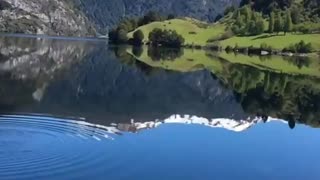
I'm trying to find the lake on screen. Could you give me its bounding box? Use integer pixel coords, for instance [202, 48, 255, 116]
[1, 35, 320, 180]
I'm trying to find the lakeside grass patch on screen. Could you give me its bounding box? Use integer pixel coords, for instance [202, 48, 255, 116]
[219, 52, 320, 77]
[128, 19, 226, 46]
[220, 33, 320, 50]
[128, 47, 320, 78]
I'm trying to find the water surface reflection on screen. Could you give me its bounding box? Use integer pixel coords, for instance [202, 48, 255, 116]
[1, 36, 320, 179]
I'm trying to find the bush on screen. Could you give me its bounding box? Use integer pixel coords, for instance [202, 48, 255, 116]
[225, 45, 233, 53]
[260, 43, 273, 52]
[282, 40, 313, 53]
[299, 26, 312, 34]
[247, 46, 261, 54]
[148, 28, 185, 47]
[167, 14, 175, 20]
[147, 47, 184, 61]
[108, 28, 128, 44]
[132, 30, 144, 45]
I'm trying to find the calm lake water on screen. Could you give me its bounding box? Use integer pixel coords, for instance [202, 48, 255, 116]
[1, 35, 320, 180]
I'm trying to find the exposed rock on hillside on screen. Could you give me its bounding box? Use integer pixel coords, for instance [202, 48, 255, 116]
[0, 0, 96, 36]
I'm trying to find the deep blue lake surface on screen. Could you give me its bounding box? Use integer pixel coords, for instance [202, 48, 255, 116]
[0, 36, 320, 180]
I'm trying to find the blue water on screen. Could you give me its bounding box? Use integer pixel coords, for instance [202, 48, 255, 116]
[0, 115, 320, 180]
[1, 35, 320, 179]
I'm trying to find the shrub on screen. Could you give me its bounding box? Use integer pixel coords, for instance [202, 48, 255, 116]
[260, 43, 273, 52]
[108, 28, 128, 44]
[147, 47, 184, 61]
[248, 46, 261, 54]
[132, 30, 144, 45]
[282, 40, 313, 53]
[299, 26, 312, 34]
[167, 14, 175, 20]
[148, 28, 185, 47]
[225, 45, 233, 53]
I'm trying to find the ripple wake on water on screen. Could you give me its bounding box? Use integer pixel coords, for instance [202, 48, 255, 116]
[0, 114, 122, 180]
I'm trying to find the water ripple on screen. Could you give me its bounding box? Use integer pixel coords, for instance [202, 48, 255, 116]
[0, 114, 121, 180]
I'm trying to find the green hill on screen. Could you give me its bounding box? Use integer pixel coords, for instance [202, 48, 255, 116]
[127, 18, 320, 51]
[128, 18, 226, 46]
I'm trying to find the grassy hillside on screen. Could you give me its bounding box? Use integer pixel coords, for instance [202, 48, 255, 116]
[127, 18, 320, 51]
[128, 18, 226, 46]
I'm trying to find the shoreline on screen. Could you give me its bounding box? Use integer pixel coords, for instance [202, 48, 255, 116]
[0, 33, 107, 42]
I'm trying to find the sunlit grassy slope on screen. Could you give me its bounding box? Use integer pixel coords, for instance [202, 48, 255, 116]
[220, 33, 320, 50]
[128, 18, 320, 51]
[128, 18, 226, 46]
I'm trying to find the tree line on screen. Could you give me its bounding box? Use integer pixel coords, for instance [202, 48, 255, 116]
[232, 6, 265, 36]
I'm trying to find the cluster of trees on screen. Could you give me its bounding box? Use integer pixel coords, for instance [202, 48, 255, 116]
[240, 0, 294, 14]
[147, 47, 184, 61]
[239, 0, 320, 23]
[232, 6, 265, 35]
[109, 11, 175, 44]
[231, 4, 310, 36]
[283, 40, 313, 53]
[268, 10, 293, 34]
[148, 28, 185, 47]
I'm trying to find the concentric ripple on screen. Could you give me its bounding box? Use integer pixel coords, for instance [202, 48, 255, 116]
[0, 114, 122, 180]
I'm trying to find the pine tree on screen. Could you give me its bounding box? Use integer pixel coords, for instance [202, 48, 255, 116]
[235, 11, 244, 26]
[243, 5, 252, 23]
[269, 11, 275, 33]
[274, 11, 283, 34]
[284, 10, 293, 35]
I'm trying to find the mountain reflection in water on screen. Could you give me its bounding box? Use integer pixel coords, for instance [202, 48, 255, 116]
[1, 36, 320, 130]
[1, 36, 320, 180]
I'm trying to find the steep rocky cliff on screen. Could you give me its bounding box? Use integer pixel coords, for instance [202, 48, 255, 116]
[75, 0, 239, 32]
[0, 0, 96, 36]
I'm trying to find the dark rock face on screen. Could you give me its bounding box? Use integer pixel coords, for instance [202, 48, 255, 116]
[0, 0, 96, 36]
[75, 0, 239, 32]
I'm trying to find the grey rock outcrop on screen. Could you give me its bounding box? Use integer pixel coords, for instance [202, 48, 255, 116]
[0, 0, 96, 36]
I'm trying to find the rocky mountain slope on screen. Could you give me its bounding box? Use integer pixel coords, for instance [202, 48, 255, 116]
[0, 0, 239, 35]
[74, 0, 239, 32]
[0, 0, 95, 36]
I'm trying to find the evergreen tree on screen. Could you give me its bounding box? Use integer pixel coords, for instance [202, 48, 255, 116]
[256, 19, 265, 34]
[235, 11, 244, 26]
[284, 10, 293, 35]
[132, 30, 144, 45]
[274, 11, 283, 34]
[290, 6, 301, 24]
[117, 29, 128, 43]
[269, 11, 275, 33]
[242, 5, 252, 23]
